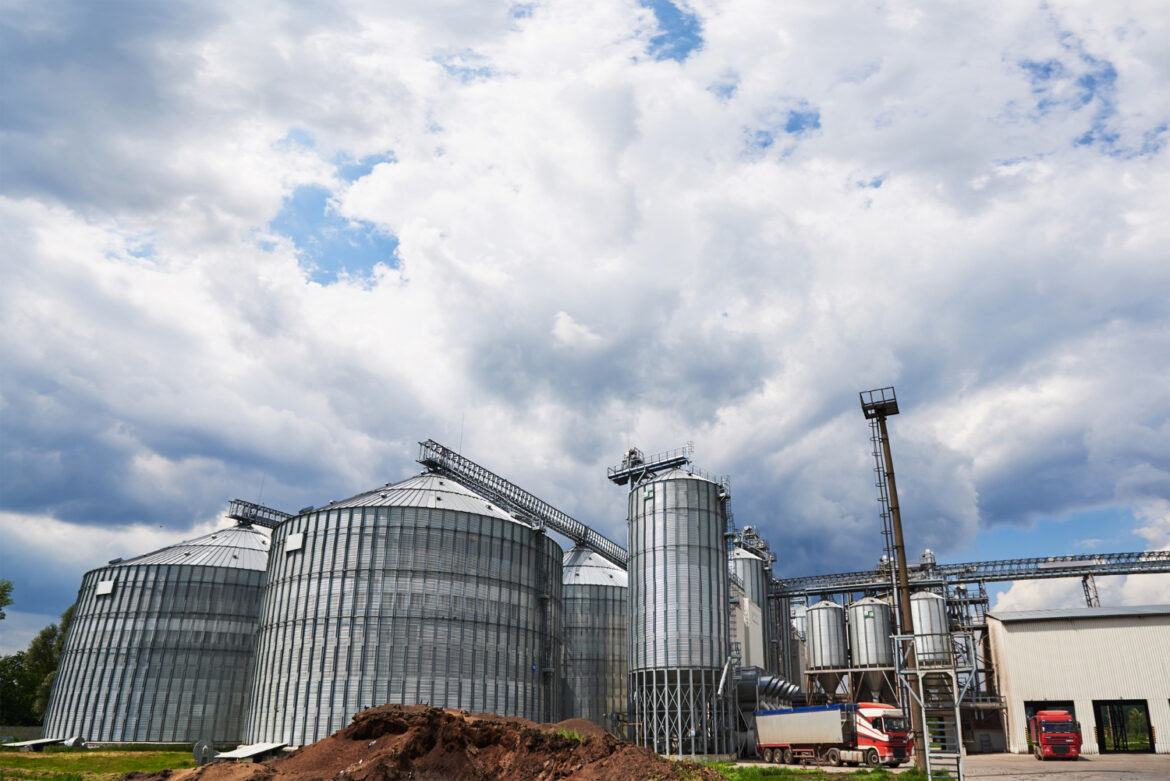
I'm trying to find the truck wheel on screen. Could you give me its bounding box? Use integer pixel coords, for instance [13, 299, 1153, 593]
[782, 748, 793, 764]
[865, 749, 881, 767]
[826, 748, 841, 767]
[1034, 746, 1043, 761]
[763, 748, 773, 763]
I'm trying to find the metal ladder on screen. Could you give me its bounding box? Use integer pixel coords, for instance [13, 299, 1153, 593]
[919, 672, 963, 780]
[896, 632, 976, 781]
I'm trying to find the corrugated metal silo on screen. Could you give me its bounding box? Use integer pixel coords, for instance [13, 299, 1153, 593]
[805, 600, 846, 699]
[806, 600, 847, 669]
[910, 590, 952, 665]
[847, 596, 895, 703]
[847, 597, 893, 668]
[561, 546, 627, 733]
[627, 469, 733, 756]
[42, 524, 270, 742]
[243, 473, 563, 746]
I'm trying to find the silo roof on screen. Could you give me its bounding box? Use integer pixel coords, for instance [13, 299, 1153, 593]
[563, 546, 628, 587]
[113, 524, 271, 570]
[322, 473, 528, 526]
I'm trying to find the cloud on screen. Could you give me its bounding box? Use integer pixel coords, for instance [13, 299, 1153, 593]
[1, 0, 1169, 617]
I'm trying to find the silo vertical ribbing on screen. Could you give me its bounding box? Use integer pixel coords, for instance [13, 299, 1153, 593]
[627, 469, 733, 757]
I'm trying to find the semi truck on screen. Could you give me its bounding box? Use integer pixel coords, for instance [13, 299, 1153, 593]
[754, 702, 911, 767]
[1027, 709, 1082, 760]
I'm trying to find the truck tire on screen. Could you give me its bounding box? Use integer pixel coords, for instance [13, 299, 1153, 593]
[826, 748, 841, 767]
[865, 748, 881, 767]
[782, 748, 793, 764]
[763, 748, 773, 763]
[1034, 746, 1043, 761]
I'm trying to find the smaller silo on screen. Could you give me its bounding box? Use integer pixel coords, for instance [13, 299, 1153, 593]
[561, 547, 627, 733]
[847, 597, 893, 668]
[910, 591, 952, 665]
[42, 522, 270, 743]
[805, 600, 846, 698]
[847, 597, 895, 702]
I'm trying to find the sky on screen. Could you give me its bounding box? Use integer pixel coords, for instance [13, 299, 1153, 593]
[2, 0, 1169, 653]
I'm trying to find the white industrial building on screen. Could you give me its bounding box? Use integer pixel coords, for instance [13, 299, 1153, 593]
[987, 605, 1170, 755]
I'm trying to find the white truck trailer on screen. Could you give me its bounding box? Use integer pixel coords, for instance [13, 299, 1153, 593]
[754, 702, 911, 767]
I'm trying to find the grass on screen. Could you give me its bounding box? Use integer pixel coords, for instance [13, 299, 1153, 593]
[0, 748, 194, 780]
[702, 762, 929, 781]
[553, 728, 583, 742]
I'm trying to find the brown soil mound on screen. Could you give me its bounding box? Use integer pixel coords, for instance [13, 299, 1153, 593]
[129, 704, 724, 781]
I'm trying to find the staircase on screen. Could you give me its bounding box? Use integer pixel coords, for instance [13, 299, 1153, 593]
[919, 672, 963, 780]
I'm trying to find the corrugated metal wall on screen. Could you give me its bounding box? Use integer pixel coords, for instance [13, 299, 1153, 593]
[626, 470, 733, 755]
[43, 563, 264, 742]
[243, 504, 563, 745]
[988, 611, 1170, 754]
[562, 581, 626, 731]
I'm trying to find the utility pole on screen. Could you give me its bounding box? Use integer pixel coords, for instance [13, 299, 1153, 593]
[861, 387, 926, 772]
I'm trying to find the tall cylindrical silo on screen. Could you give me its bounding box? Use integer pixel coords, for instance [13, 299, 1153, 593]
[910, 591, 952, 665]
[627, 469, 733, 757]
[561, 546, 627, 733]
[42, 523, 270, 743]
[805, 600, 846, 699]
[243, 473, 563, 746]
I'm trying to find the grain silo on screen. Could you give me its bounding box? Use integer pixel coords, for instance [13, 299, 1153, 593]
[805, 599, 847, 699]
[910, 590, 952, 665]
[847, 596, 895, 702]
[243, 473, 563, 746]
[561, 546, 627, 733]
[625, 467, 734, 757]
[42, 523, 270, 743]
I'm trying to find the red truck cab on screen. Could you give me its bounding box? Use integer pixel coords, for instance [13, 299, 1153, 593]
[1027, 710, 1081, 760]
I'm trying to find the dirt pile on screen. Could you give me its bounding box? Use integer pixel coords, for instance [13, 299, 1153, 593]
[127, 704, 724, 780]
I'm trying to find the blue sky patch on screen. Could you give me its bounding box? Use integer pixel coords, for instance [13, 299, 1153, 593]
[641, 0, 703, 63]
[1011, 47, 1164, 158]
[335, 151, 396, 183]
[269, 185, 398, 283]
[436, 51, 495, 83]
[785, 109, 821, 135]
[280, 126, 316, 149]
[510, 3, 535, 18]
[747, 129, 774, 151]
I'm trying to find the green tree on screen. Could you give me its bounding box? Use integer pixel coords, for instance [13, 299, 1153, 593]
[0, 604, 75, 725]
[0, 579, 12, 620]
[33, 605, 74, 720]
[0, 651, 38, 724]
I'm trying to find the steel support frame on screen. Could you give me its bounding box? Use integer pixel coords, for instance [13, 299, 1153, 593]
[629, 668, 734, 759]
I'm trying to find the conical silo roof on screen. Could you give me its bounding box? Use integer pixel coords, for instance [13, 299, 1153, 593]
[318, 473, 527, 524]
[563, 546, 628, 587]
[114, 523, 270, 570]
